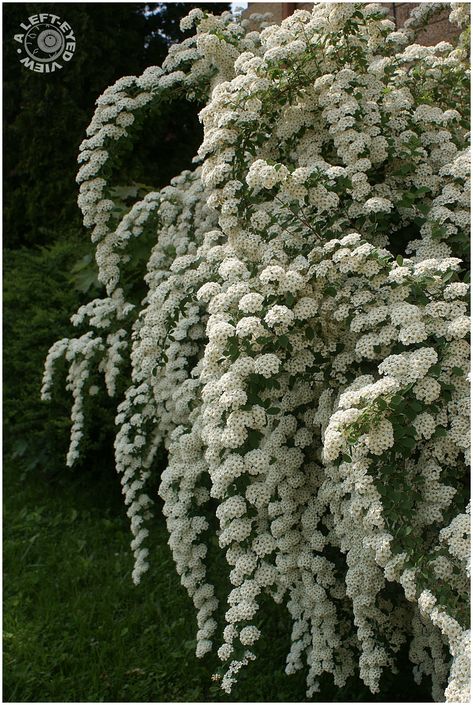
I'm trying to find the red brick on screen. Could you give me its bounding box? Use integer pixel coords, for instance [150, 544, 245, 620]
[244, 2, 461, 45]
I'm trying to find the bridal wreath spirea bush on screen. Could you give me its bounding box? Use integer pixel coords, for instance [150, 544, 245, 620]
[42, 3, 470, 700]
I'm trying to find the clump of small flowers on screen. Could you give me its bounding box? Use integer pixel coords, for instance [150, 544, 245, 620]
[42, 3, 470, 701]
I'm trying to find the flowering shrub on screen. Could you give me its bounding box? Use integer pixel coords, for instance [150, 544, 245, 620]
[42, 3, 470, 701]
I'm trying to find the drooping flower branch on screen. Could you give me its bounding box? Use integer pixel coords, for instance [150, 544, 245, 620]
[42, 4, 470, 700]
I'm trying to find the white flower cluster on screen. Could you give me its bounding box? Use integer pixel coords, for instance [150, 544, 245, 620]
[42, 332, 104, 466]
[44, 3, 470, 702]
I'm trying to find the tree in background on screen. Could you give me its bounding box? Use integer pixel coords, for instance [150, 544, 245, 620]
[3, 2, 228, 248]
[3, 3, 227, 477]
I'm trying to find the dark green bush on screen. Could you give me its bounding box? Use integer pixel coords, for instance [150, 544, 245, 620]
[3, 3, 228, 248]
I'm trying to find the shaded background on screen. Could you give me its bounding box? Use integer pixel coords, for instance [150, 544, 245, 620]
[4, 1, 223, 480]
[4, 2, 219, 249]
[3, 3, 435, 702]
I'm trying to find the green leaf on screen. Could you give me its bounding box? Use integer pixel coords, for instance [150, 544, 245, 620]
[279, 335, 290, 348]
[399, 436, 416, 449]
[69, 509, 78, 523]
[285, 293, 295, 307]
[442, 271, 455, 283]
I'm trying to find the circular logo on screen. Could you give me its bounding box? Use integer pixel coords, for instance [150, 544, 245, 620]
[15, 13, 76, 73]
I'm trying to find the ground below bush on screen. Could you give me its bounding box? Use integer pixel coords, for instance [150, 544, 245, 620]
[4, 459, 433, 702]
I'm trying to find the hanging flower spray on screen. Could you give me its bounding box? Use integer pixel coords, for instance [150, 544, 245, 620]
[43, 4, 470, 700]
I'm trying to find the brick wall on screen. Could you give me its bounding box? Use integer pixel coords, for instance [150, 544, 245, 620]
[244, 2, 284, 24]
[383, 3, 460, 44]
[244, 2, 460, 45]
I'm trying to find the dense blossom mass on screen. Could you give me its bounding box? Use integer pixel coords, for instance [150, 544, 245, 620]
[42, 3, 470, 700]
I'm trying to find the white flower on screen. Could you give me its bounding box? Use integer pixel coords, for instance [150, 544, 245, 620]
[364, 197, 393, 214]
[239, 292, 264, 314]
[43, 5, 471, 701]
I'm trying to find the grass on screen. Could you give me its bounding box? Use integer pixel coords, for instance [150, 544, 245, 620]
[3, 461, 308, 702]
[3, 458, 434, 703]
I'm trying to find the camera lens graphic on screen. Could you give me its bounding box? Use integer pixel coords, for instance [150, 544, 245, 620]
[24, 23, 65, 62]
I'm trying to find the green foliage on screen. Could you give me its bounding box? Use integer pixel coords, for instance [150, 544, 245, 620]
[3, 237, 116, 477]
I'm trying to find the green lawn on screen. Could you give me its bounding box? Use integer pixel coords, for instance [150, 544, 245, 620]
[3, 462, 308, 702]
[4, 461, 433, 702]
